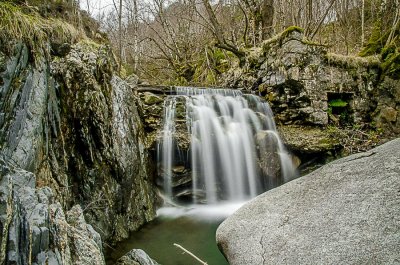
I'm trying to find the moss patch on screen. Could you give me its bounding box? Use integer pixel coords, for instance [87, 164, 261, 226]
[358, 20, 400, 80]
[380, 45, 400, 79]
[262, 26, 304, 51]
[325, 53, 381, 69]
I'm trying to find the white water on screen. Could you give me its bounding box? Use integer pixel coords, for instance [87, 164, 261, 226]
[157, 97, 177, 198]
[158, 87, 296, 207]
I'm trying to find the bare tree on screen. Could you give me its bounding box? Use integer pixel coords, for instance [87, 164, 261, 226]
[201, 0, 244, 58]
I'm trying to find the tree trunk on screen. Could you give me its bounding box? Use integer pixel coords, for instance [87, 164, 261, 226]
[261, 0, 274, 39]
[118, 0, 123, 75]
[385, 0, 399, 47]
[133, 0, 139, 72]
[361, 0, 365, 46]
[200, 0, 245, 58]
[310, 0, 337, 39]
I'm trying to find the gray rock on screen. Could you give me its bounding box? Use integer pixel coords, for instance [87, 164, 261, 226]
[255, 130, 281, 180]
[217, 138, 400, 265]
[0, 160, 106, 265]
[115, 249, 159, 265]
[221, 30, 400, 134]
[0, 40, 157, 245]
[66, 205, 105, 265]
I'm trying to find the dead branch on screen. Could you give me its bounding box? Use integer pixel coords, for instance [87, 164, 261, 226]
[173, 243, 208, 265]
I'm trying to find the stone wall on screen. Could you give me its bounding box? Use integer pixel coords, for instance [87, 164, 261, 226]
[223, 29, 399, 134]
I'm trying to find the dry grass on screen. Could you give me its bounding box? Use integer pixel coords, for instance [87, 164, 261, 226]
[0, 2, 84, 58]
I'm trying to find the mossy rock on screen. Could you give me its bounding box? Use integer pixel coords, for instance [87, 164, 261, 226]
[279, 125, 341, 154]
[143, 92, 163, 105]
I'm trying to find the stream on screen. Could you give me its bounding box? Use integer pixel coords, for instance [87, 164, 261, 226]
[106, 204, 245, 264]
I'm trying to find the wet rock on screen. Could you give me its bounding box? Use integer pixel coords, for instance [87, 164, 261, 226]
[50, 42, 156, 243]
[255, 131, 281, 181]
[0, 43, 48, 172]
[174, 189, 206, 204]
[172, 166, 186, 174]
[217, 138, 400, 265]
[156, 172, 192, 189]
[115, 249, 159, 265]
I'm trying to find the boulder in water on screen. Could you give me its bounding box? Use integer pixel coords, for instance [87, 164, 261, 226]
[115, 249, 159, 265]
[216, 138, 400, 265]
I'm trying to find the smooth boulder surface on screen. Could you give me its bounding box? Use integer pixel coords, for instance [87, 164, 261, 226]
[115, 249, 159, 265]
[217, 138, 400, 265]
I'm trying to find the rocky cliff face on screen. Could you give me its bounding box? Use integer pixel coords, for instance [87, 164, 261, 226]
[0, 159, 105, 265]
[0, 40, 157, 263]
[49, 42, 156, 243]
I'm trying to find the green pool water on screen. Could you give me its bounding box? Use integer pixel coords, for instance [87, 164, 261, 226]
[106, 205, 239, 265]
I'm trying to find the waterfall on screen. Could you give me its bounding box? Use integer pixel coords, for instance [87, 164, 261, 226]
[158, 97, 177, 199]
[158, 87, 296, 205]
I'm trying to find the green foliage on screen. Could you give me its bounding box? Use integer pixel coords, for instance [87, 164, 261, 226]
[183, 47, 232, 86]
[359, 19, 400, 80]
[359, 22, 386, 57]
[338, 110, 352, 125]
[328, 99, 349, 107]
[380, 43, 400, 79]
[328, 99, 353, 126]
[0, 1, 82, 59]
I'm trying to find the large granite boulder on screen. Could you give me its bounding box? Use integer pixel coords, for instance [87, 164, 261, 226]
[216, 138, 400, 265]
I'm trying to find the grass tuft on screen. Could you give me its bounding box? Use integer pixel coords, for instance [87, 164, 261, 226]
[0, 1, 84, 59]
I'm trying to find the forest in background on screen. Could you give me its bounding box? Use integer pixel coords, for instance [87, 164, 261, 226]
[82, 0, 399, 86]
[4, 0, 399, 86]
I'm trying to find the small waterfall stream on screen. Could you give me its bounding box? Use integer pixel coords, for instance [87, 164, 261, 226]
[158, 87, 296, 206]
[109, 87, 298, 264]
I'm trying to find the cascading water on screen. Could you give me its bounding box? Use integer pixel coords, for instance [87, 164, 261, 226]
[158, 97, 177, 199]
[158, 87, 296, 206]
